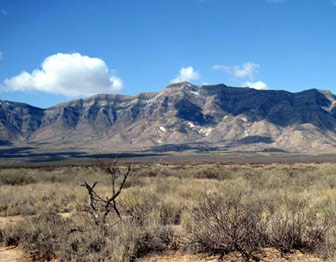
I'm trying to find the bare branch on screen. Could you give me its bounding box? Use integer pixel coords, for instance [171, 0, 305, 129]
[81, 181, 100, 225]
[82, 160, 131, 226]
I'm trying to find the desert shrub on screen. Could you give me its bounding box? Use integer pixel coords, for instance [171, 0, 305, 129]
[136, 167, 158, 177]
[123, 172, 145, 189]
[158, 201, 183, 225]
[267, 211, 332, 255]
[1, 222, 26, 246]
[194, 165, 232, 180]
[0, 170, 37, 185]
[120, 191, 159, 226]
[187, 193, 267, 261]
[2, 210, 68, 261]
[185, 191, 334, 261]
[58, 209, 178, 262]
[156, 167, 175, 177]
[121, 188, 184, 226]
[59, 218, 176, 262]
[1, 208, 177, 262]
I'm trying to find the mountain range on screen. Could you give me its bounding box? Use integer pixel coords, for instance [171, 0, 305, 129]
[1, 82, 336, 155]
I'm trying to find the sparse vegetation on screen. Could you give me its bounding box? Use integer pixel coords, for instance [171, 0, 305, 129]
[1, 162, 336, 261]
[187, 193, 267, 261]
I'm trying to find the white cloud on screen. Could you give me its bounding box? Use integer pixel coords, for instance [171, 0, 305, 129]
[172, 66, 201, 83]
[1, 10, 7, 15]
[243, 81, 268, 90]
[2, 53, 123, 97]
[213, 62, 259, 79]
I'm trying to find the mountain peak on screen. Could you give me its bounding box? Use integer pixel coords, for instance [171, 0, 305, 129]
[165, 81, 196, 89]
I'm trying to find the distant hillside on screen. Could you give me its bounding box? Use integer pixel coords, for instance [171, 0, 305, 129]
[1, 82, 336, 153]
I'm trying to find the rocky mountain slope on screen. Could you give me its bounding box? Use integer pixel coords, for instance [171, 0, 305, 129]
[1, 82, 336, 153]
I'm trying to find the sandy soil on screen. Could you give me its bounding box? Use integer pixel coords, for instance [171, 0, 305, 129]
[137, 249, 322, 262]
[0, 248, 323, 262]
[0, 247, 31, 262]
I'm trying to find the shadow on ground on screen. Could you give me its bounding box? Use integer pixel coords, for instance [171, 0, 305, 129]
[0, 146, 168, 163]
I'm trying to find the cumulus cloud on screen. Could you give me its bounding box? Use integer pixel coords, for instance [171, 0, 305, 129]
[172, 66, 201, 83]
[213, 62, 259, 79]
[243, 81, 268, 90]
[2, 53, 123, 97]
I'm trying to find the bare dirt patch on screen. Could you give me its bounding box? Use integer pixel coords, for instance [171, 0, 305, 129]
[0, 216, 22, 230]
[0, 247, 31, 262]
[137, 249, 322, 262]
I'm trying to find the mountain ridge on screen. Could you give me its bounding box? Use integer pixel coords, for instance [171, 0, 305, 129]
[1, 82, 336, 153]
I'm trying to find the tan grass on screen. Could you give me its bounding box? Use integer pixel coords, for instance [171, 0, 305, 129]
[2, 162, 336, 261]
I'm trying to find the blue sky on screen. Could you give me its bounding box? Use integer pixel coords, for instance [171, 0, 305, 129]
[0, 0, 336, 108]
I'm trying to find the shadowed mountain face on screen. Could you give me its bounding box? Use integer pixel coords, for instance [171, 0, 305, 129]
[205, 86, 336, 129]
[1, 82, 336, 153]
[0, 101, 44, 142]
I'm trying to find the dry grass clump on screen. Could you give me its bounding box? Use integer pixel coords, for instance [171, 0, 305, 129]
[0, 183, 86, 216]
